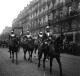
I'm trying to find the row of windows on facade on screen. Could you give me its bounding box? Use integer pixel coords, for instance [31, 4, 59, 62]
[30, 13, 53, 27]
[29, 5, 80, 28]
[29, 0, 72, 15]
[29, 1, 80, 20]
[31, 19, 80, 36]
[29, 2, 53, 19]
[29, 0, 51, 12]
[29, 3, 80, 26]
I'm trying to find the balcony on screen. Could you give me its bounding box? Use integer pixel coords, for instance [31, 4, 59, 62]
[56, 2, 63, 9]
[65, 0, 72, 5]
[70, 11, 79, 16]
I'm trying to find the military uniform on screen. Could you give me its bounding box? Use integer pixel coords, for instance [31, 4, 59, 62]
[38, 32, 43, 42]
[26, 31, 32, 41]
[42, 26, 51, 42]
[9, 31, 16, 40]
[8, 30, 16, 52]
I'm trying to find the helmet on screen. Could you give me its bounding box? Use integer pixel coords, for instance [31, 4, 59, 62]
[46, 26, 50, 32]
[39, 32, 43, 37]
[11, 30, 14, 34]
[27, 30, 30, 35]
[39, 32, 43, 35]
[46, 26, 50, 29]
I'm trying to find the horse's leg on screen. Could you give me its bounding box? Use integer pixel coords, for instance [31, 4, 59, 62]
[28, 51, 30, 61]
[16, 52, 18, 64]
[50, 57, 53, 75]
[10, 50, 11, 59]
[30, 50, 33, 62]
[38, 51, 42, 68]
[12, 51, 14, 63]
[43, 53, 47, 70]
[24, 49, 27, 60]
[56, 57, 63, 76]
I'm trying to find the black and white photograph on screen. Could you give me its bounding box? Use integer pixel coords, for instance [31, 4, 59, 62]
[0, 0, 80, 76]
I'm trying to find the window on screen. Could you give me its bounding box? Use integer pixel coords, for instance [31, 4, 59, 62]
[59, 8, 63, 18]
[48, 3, 50, 9]
[60, 0, 65, 4]
[46, 15, 48, 22]
[43, 16, 46, 22]
[48, 13, 53, 20]
[39, 9, 41, 14]
[38, 3, 40, 7]
[37, 10, 39, 15]
[41, 17, 43, 24]
[38, 19, 39, 24]
[68, 6, 71, 15]
[43, 6, 46, 12]
[49, 2, 53, 9]
[78, 2, 80, 10]
[48, 14, 50, 20]
[39, 18, 41, 24]
[45, 5, 48, 11]
[41, 8, 43, 13]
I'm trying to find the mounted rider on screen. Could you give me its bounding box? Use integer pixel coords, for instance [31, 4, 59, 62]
[8, 30, 16, 52]
[38, 31, 43, 43]
[42, 25, 51, 43]
[26, 30, 32, 41]
[9, 30, 16, 40]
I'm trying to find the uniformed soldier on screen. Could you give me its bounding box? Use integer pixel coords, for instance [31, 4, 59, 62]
[8, 30, 16, 52]
[42, 25, 51, 42]
[42, 26, 51, 61]
[9, 30, 16, 40]
[26, 30, 32, 40]
[38, 32, 43, 42]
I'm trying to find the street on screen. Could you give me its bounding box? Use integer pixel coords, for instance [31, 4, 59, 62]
[0, 47, 80, 76]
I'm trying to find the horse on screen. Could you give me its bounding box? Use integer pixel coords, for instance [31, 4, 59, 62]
[38, 38, 50, 66]
[38, 35, 64, 76]
[21, 38, 35, 62]
[33, 38, 42, 59]
[8, 36, 20, 64]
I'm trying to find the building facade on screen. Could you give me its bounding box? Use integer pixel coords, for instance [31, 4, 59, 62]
[12, 0, 80, 43]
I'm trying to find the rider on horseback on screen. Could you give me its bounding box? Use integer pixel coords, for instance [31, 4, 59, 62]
[9, 30, 16, 40]
[8, 30, 16, 52]
[38, 31, 43, 43]
[42, 25, 52, 61]
[42, 25, 52, 43]
[26, 30, 32, 41]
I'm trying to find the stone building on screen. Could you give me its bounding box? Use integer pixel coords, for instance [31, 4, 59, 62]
[12, 0, 80, 43]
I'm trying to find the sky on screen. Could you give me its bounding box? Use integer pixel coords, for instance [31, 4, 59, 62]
[0, 0, 32, 34]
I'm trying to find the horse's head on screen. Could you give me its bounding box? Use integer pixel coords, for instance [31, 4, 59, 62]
[43, 39, 49, 50]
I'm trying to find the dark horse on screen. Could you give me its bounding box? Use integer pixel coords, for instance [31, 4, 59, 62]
[8, 37, 20, 64]
[22, 38, 35, 62]
[38, 35, 64, 76]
